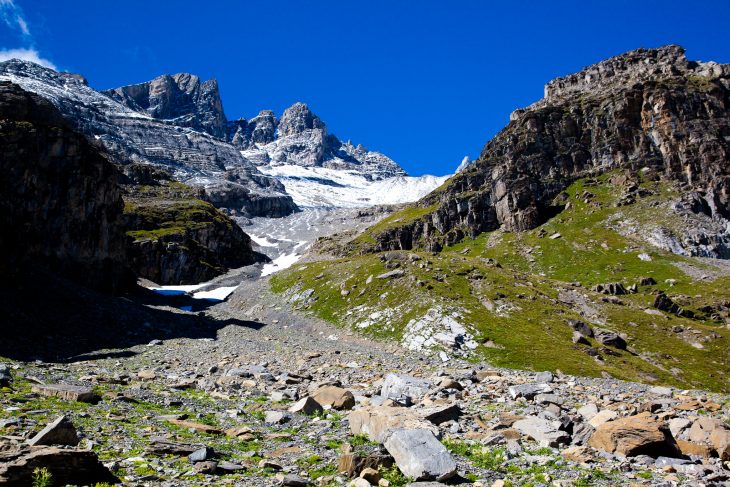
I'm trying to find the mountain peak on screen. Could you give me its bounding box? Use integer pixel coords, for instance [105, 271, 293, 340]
[278, 101, 325, 137]
[104, 73, 227, 139]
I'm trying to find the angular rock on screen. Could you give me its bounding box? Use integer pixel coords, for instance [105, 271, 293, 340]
[0, 446, 118, 486]
[507, 383, 551, 400]
[264, 411, 290, 425]
[593, 328, 627, 349]
[381, 373, 432, 405]
[417, 403, 461, 425]
[588, 413, 681, 457]
[312, 386, 355, 410]
[289, 396, 324, 416]
[283, 474, 312, 486]
[0, 363, 11, 386]
[588, 409, 618, 429]
[31, 384, 99, 403]
[383, 429, 457, 481]
[513, 416, 570, 447]
[349, 406, 438, 443]
[376, 269, 405, 279]
[26, 416, 78, 447]
[189, 446, 216, 463]
[166, 418, 223, 435]
[338, 452, 394, 477]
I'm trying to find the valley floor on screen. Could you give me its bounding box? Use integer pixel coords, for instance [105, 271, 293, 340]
[1, 269, 729, 486]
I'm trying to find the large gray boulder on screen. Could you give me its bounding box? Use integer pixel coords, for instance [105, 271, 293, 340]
[383, 429, 457, 481]
[381, 373, 432, 405]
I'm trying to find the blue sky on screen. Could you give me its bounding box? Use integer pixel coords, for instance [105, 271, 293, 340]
[1, 1, 729, 176]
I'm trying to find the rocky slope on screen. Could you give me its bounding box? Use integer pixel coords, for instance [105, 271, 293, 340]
[0, 80, 132, 292]
[0, 59, 297, 218]
[361, 45, 730, 254]
[0, 277, 728, 485]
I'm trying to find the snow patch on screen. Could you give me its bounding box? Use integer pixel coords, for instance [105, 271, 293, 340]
[192, 286, 238, 301]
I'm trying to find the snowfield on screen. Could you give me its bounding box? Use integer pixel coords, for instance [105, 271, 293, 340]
[257, 164, 449, 208]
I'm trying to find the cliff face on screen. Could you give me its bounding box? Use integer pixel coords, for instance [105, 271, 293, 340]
[0, 81, 132, 292]
[366, 45, 730, 252]
[124, 191, 264, 285]
[105, 73, 228, 139]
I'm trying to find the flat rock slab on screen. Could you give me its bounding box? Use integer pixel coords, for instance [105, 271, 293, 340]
[513, 416, 569, 447]
[383, 428, 456, 481]
[166, 418, 223, 435]
[26, 415, 78, 446]
[31, 384, 98, 403]
[349, 406, 438, 443]
[417, 403, 461, 425]
[381, 373, 432, 405]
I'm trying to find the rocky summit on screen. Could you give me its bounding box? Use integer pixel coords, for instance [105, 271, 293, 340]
[1, 42, 729, 487]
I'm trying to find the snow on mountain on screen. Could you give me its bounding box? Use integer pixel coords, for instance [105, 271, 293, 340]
[257, 164, 449, 208]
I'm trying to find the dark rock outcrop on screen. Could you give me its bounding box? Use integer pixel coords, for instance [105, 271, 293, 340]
[0, 81, 132, 292]
[0, 445, 118, 486]
[363, 45, 730, 252]
[124, 189, 266, 285]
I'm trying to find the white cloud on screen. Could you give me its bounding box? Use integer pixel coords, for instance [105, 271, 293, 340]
[0, 48, 56, 69]
[0, 0, 29, 37]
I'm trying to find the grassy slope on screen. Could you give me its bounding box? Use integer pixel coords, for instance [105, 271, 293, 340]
[271, 174, 730, 392]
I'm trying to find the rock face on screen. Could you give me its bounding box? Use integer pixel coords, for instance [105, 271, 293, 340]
[364, 45, 730, 253]
[124, 194, 264, 285]
[0, 81, 132, 292]
[0, 59, 296, 218]
[105, 72, 227, 139]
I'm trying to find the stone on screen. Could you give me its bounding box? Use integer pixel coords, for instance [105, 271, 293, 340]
[588, 409, 618, 429]
[381, 374, 432, 405]
[0, 363, 11, 386]
[709, 427, 730, 460]
[383, 429, 457, 481]
[189, 446, 215, 463]
[264, 411, 290, 425]
[562, 445, 594, 464]
[31, 384, 99, 403]
[534, 371, 554, 383]
[312, 386, 356, 410]
[534, 393, 564, 406]
[593, 328, 627, 349]
[145, 437, 202, 456]
[289, 396, 324, 415]
[417, 403, 461, 425]
[572, 331, 590, 345]
[677, 440, 713, 458]
[588, 413, 681, 457]
[688, 417, 727, 444]
[193, 461, 218, 474]
[349, 406, 439, 443]
[349, 479, 371, 487]
[649, 386, 672, 396]
[360, 467, 381, 483]
[577, 403, 599, 421]
[283, 473, 312, 486]
[507, 383, 551, 400]
[668, 418, 691, 438]
[166, 419, 223, 435]
[376, 269, 405, 279]
[513, 416, 570, 447]
[137, 369, 156, 380]
[0, 446, 118, 485]
[26, 416, 79, 446]
[338, 452, 394, 477]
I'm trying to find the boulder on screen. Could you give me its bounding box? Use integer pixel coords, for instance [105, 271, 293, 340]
[26, 416, 79, 447]
[381, 373, 432, 405]
[0, 446, 118, 486]
[593, 328, 627, 349]
[349, 406, 438, 443]
[289, 396, 324, 415]
[507, 383, 551, 400]
[513, 416, 570, 447]
[383, 429, 457, 481]
[312, 386, 355, 410]
[588, 413, 681, 457]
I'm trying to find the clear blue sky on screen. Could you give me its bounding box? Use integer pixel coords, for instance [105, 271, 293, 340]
[2, 1, 729, 176]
